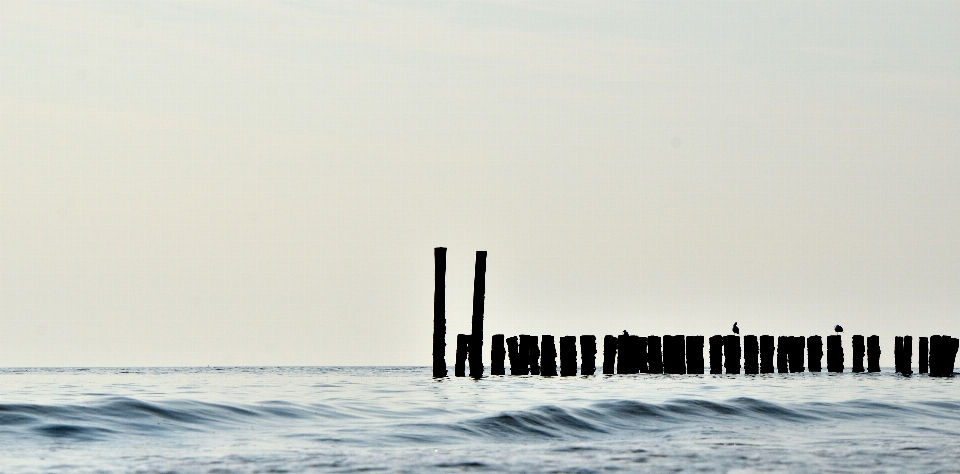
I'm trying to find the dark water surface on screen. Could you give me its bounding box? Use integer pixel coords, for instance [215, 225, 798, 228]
[1, 367, 959, 472]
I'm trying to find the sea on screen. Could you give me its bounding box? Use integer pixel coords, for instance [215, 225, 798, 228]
[1, 367, 958, 473]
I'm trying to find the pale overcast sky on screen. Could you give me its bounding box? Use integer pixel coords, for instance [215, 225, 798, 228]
[1, 1, 959, 366]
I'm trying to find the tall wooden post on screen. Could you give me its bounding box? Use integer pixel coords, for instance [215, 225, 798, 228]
[469, 251, 486, 378]
[432, 247, 447, 377]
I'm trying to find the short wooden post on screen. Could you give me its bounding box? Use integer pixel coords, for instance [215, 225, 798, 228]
[867, 335, 881, 372]
[851, 335, 864, 373]
[919, 336, 928, 374]
[789, 336, 805, 373]
[686, 336, 704, 374]
[903, 335, 913, 375]
[491, 334, 506, 375]
[744, 335, 759, 374]
[602, 335, 617, 374]
[507, 336, 524, 375]
[616, 334, 631, 374]
[648, 336, 664, 374]
[455, 334, 469, 377]
[541, 335, 558, 376]
[526, 335, 541, 375]
[777, 336, 789, 373]
[759, 335, 775, 373]
[807, 336, 823, 372]
[827, 335, 844, 372]
[580, 335, 597, 375]
[709, 335, 723, 374]
[723, 335, 741, 374]
[560, 336, 578, 376]
[663, 335, 685, 374]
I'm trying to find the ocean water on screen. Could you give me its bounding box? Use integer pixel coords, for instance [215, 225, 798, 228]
[1, 367, 959, 472]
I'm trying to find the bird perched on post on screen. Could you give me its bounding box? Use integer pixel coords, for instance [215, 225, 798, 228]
[834, 325, 843, 334]
[732, 322, 739, 335]
[622, 330, 629, 336]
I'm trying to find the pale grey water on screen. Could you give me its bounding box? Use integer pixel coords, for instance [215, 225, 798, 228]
[1, 367, 959, 472]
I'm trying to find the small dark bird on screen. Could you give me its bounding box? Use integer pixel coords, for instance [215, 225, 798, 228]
[835, 325, 843, 334]
[732, 322, 739, 335]
[622, 330, 629, 336]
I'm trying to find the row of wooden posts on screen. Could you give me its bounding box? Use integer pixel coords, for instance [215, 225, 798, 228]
[431, 248, 959, 378]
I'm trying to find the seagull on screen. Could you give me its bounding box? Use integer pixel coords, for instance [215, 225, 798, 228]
[622, 330, 630, 336]
[835, 325, 843, 334]
[732, 322, 740, 335]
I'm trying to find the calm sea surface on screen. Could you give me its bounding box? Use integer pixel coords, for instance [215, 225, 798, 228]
[1, 367, 959, 472]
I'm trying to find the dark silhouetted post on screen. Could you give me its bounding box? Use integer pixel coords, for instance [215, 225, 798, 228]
[663, 335, 685, 374]
[903, 335, 913, 375]
[709, 335, 723, 374]
[789, 336, 805, 373]
[827, 335, 844, 372]
[760, 335, 775, 373]
[469, 251, 487, 378]
[930, 335, 941, 376]
[616, 334, 630, 374]
[648, 336, 663, 374]
[929, 335, 957, 377]
[580, 335, 597, 375]
[507, 336, 522, 375]
[541, 335, 558, 376]
[603, 335, 617, 374]
[635, 335, 648, 373]
[851, 335, 864, 373]
[808, 336, 823, 372]
[527, 335, 541, 375]
[560, 336, 578, 376]
[919, 336, 928, 374]
[455, 334, 469, 377]
[686, 336, 704, 374]
[744, 335, 759, 374]
[433, 247, 447, 378]
[723, 335, 741, 374]
[777, 336, 789, 373]
[948, 337, 959, 375]
[867, 335, 881, 372]
[518, 335, 535, 375]
[894, 336, 903, 374]
[491, 334, 506, 375]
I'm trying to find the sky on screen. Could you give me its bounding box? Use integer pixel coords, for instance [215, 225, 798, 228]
[1, 1, 959, 367]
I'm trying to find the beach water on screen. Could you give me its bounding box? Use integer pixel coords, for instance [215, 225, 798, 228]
[1, 367, 959, 472]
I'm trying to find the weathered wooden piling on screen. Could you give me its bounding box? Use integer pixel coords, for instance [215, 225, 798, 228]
[744, 335, 759, 374]
[455, 333, 469, 377]
[827, 335, 844, 372]
[760, 335, 775, 373]
[663, 335, 686, 374]
[616, 334, 631, 374]
[580, 335, 597, 375]
[788, 336, 805, 373]
[648, 336, 664, 374]
[686, 336, 704, 374]
[723, 335, 741, 374]
[929, 335, 958, 377]
[527, 335, 541, 375]
[469, 251, 487, 378]
[777, 336, 789, 373]
[919, 336, 928, 374]
[709, 335, 723, 374]
[867, 335, 881, 372]
[560, 336, 578, 376]
[602, 335, 617, 374]
[491, 334, 506, 375]
[507, 336, 523, 375]
[902, 336, 913, 375]
[519, 334, 536, 375]
[433, 247, 448, 378]
[541, 335, 558, 376]
[807, 336, 823, 372]
[851, 335, 864, 373]
[635, 335, 649, 373]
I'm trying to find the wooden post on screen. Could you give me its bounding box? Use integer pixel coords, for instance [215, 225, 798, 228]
[686, 336, 704, 374]
[648, 336, 663, 374]
[469, 251, 486, 378]
[709, 335, 723, 374]
[616, 334, 630, 374]
[663, 335, 685, 374]
[541, 335, 558, 376]
[580, 335, 597, 375]
[777, 336, 789, 373]
[518, 335, 534, 375]
[602, 335, 617, 374]
[560, 336, 578, 376]
[789, 336, 805, 373]
[455, 334, 469, 377]
[491, 334, 506, 375]
[851, 335, 864, 373]
[894, 336, 903, 374]
[432, 247, 447, 378]
[506, 336, 523, 375]
[919, 336, 928, 374]
[808, 336, 823, 372]
[527, 335, 541, 375]
[760, 335, 775, 373]
[867, 335, 881, 372]
[723, 335, 741, 374]
[903, 335, 913, 375]
[744, 335, 759, 374]
[827, 335, 844, 372]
